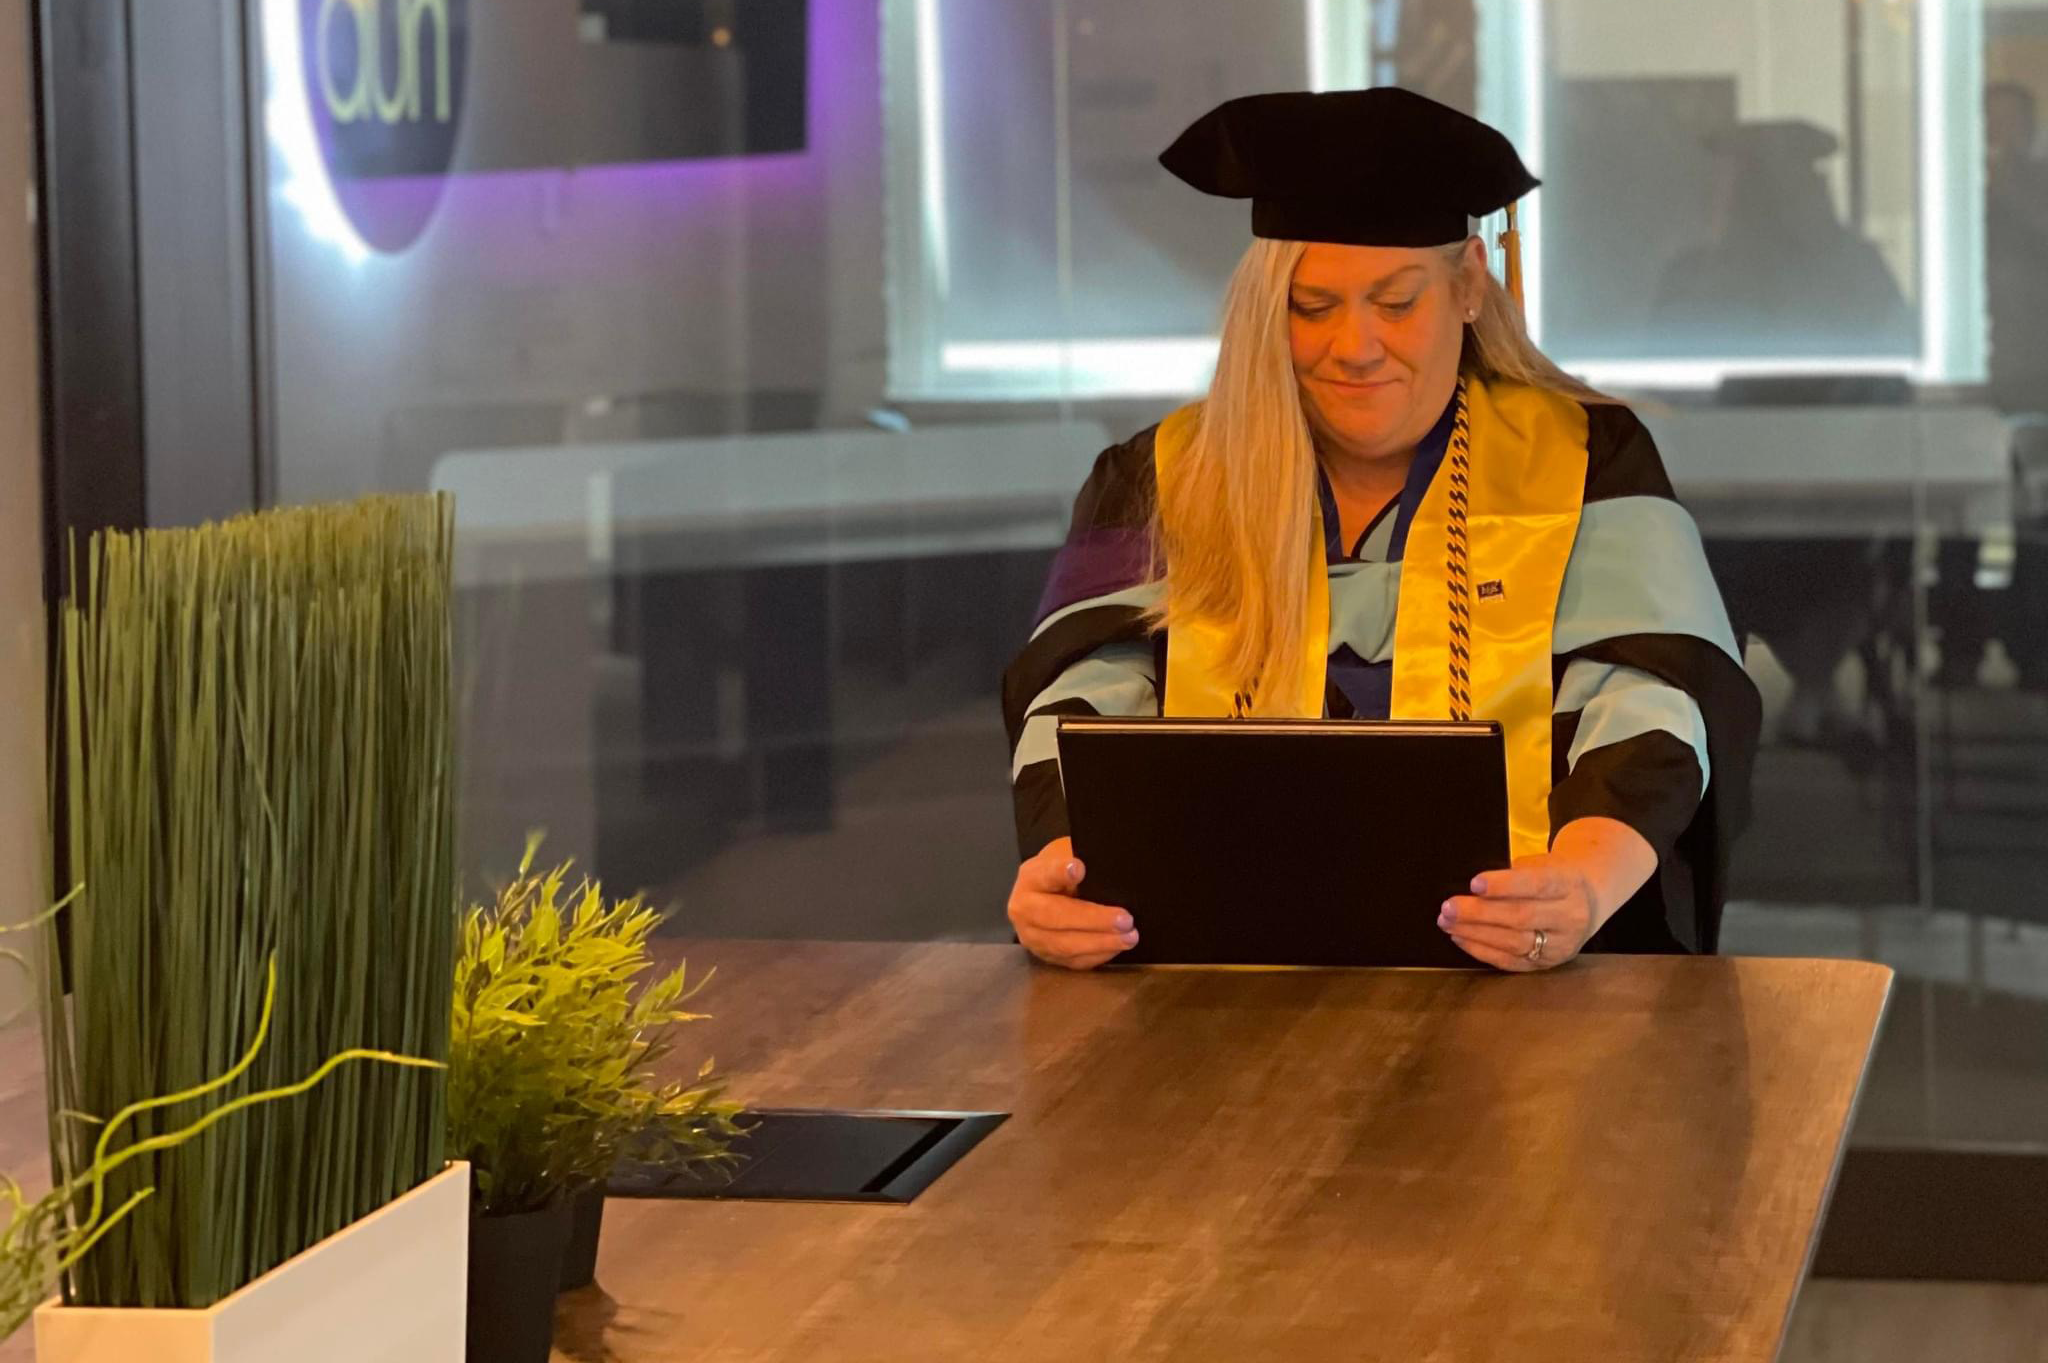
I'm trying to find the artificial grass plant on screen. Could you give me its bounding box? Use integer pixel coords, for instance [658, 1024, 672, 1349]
[40, 494, 458, 1310]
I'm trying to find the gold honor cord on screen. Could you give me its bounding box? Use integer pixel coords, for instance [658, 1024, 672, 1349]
[1229, 379, 1476, 723]
[1443, 380, 1475, 722]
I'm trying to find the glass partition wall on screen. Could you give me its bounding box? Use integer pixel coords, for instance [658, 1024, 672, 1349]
[230, 0, 2040, 1190]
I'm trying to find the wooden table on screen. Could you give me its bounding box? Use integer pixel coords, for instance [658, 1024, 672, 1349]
[553, 941, 1892, 1363]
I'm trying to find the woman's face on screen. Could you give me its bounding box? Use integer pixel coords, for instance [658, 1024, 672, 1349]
[1288, 240, 1482, 464]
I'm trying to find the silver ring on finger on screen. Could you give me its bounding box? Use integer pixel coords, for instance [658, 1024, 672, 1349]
[1525, 928, 1547, 963]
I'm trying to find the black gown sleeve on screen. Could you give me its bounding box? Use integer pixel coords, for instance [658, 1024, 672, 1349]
[1001, 427, 1162, 858]
[1557, 403, 1763, 954]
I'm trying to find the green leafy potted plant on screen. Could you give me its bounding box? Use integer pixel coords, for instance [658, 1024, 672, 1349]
[448, 842, 743, 1363]
[24, 495, 465, 1363]
[558, 1051, 745, 1293]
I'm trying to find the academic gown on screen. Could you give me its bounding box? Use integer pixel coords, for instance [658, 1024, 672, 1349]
[1001, 390, 1762, 954]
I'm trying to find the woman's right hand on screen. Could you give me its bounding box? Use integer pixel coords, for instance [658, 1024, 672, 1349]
[1007, 837, 1139, 970]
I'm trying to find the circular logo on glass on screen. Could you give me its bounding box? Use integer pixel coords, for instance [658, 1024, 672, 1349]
[299, 0, 470, 254]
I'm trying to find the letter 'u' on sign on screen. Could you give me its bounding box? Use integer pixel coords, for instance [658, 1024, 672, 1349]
[318, 0, 455, 125]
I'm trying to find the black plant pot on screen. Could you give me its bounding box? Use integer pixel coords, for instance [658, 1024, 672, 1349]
[558, 1182, 606, 1291]
[467, 1197, 571, 1363]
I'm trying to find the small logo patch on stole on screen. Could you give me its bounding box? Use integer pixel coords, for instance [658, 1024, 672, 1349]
[1477, 579, 1505, 600]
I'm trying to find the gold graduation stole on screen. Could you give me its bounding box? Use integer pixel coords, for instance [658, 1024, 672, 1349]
[1157, 376, 1589, 862]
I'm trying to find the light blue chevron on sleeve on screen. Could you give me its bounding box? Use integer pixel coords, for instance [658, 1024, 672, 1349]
[1029, 582, 1164, 641]
[1555, 497, 1740, 662]
[1010, 640, 1158, 780]
[1555, 657, 1710, 793]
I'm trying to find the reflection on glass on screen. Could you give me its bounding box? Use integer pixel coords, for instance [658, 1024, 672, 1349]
[1647, 121, 1914, 358]
[1987, 78, 2048, 412]
[247, 0, 2045, 1151]
[1536, 0, 1923, 366]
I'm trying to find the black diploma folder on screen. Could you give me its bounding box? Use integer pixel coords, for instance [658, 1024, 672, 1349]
[1055, 716, 1511, 968]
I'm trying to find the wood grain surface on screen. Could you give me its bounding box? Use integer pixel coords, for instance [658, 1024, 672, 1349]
[547, 942, 1891, 1363]
[0, 945, 1890, 1361]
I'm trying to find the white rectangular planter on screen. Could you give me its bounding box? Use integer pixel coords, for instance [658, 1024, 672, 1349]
[35, 1160, 469, 1363]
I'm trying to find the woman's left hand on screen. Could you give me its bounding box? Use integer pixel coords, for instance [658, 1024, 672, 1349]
[1437, 853, 1602, 972]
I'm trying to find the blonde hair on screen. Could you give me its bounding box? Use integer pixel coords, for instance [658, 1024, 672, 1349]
[1149, 238, 1605, 711]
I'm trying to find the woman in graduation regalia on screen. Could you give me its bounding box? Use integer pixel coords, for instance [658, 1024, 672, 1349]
[1002, 89, 1762, 972]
